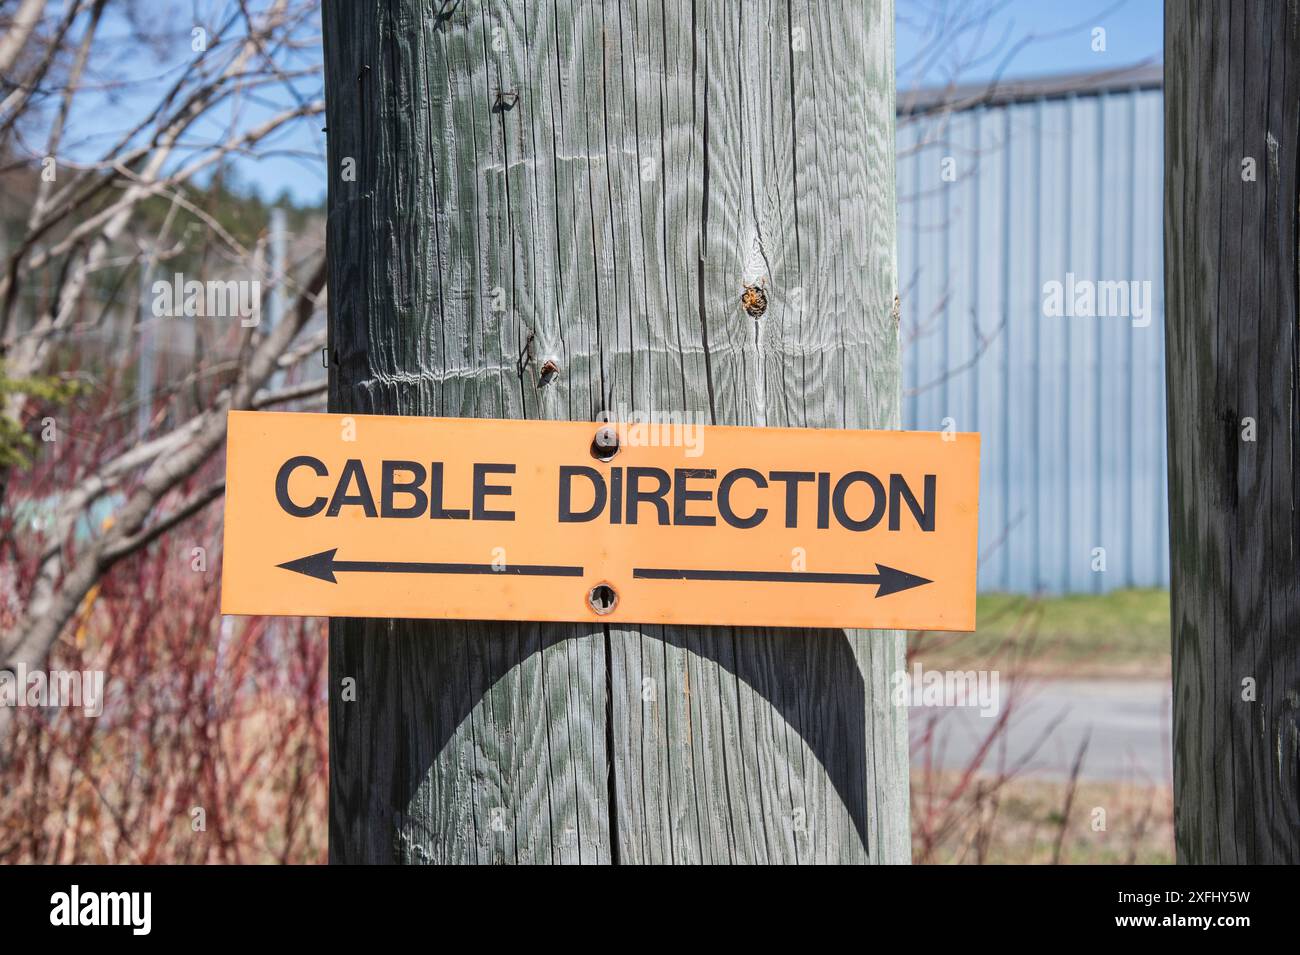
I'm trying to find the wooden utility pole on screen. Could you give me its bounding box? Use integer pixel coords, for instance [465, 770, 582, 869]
[1165, 1, 1300, 863]
[321, 0, 907, 863]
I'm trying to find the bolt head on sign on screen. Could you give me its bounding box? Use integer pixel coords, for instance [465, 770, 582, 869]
[221, 411, 980, 631]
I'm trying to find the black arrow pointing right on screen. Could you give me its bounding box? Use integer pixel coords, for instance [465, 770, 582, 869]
[632, 563, 933, 597]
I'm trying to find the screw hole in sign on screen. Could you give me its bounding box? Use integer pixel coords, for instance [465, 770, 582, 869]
[590, 425, 620, 462]
[588, 583, 618, 615]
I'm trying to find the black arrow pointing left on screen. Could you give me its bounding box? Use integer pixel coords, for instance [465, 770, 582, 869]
[277, 548, 584, 583]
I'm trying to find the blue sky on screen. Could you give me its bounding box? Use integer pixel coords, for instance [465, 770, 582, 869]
[897, 0, 1163, 89]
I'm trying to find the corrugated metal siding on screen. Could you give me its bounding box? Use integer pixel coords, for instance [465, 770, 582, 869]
[898, 83, 1167, 594]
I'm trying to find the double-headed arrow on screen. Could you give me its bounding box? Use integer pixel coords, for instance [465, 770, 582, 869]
[277, 548, 932, 597]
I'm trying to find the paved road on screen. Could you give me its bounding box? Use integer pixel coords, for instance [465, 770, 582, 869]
[909, 678, 1172, 783]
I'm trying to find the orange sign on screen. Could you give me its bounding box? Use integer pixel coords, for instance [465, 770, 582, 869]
[221, 411, 979, 631]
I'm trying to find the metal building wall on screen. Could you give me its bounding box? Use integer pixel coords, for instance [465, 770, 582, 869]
[897, 74, 1167, 594]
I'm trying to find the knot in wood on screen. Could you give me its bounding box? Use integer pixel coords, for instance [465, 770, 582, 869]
[742, 285, 768, 317]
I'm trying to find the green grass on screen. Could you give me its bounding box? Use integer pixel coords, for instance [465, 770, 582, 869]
[909, 588, 1171, 677]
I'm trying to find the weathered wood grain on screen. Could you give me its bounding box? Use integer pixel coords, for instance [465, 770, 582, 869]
[323, 0, 906, 864]
[1165, 0, 1300, 863]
